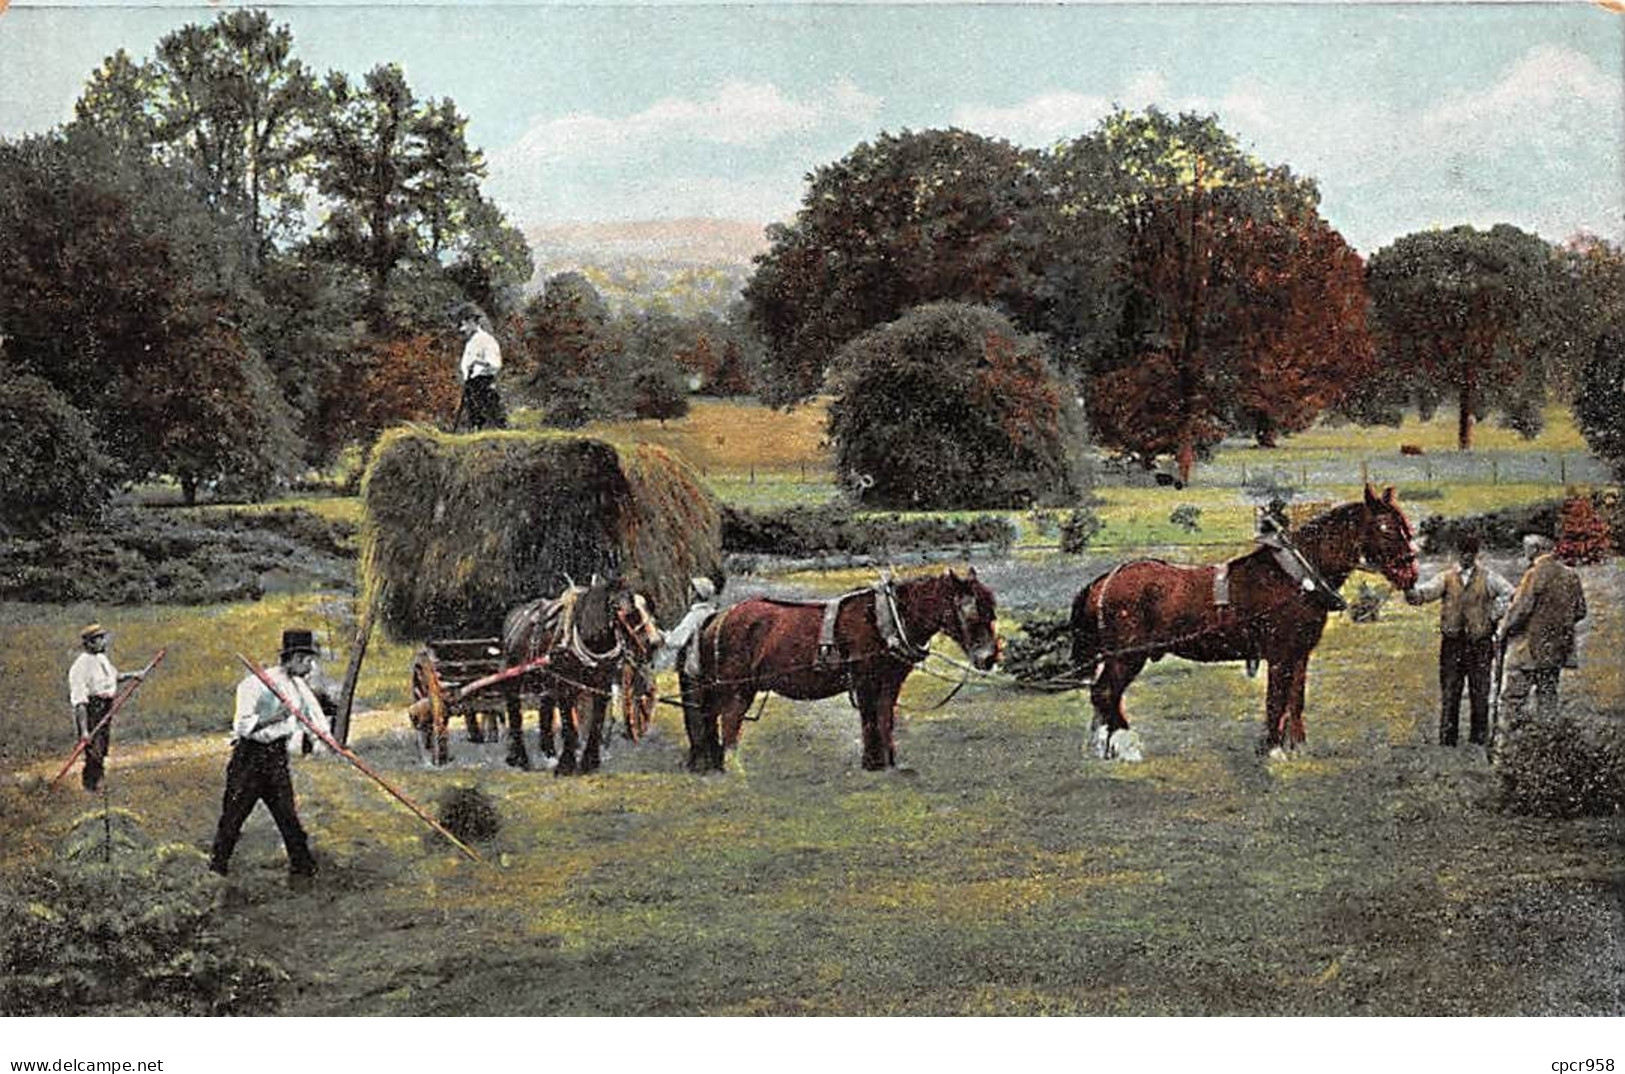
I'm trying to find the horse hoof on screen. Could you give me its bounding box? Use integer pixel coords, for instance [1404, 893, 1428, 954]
[1108, 729, 1144, 763]
[505, 754, 531, 771]
[1267, 746, 1288, 762]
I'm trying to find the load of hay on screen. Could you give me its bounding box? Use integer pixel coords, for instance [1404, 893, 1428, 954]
[361, 427, 722, 640]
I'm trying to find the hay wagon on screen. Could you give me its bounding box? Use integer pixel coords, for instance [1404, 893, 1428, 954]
[409, 637, 512, 765]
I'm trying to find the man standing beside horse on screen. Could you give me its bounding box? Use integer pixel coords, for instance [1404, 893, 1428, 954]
[1404, 534, 1514, 748]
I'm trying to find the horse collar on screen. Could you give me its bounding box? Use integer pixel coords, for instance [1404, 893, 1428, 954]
[875, 580, 929, 664]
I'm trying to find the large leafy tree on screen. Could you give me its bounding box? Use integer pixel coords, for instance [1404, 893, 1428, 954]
[1574, 332, 1625, 481]
[1059, 110, 1368, 481]
[744, 129, 1109, 405]
[73, 11, 320, 256]
[522, 272, 625, 427]
[827, 303, 1086, 509]
[306, 64, 497, 329]
[0, 132, 299, 502]
[1366, 224, 1563, 449]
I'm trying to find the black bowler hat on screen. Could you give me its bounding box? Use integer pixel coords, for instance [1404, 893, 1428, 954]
[280, 629, 318, 658]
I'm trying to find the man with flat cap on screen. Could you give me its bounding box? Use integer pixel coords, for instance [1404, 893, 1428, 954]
[66, 623, 144, 792]
[1404, 533, 1514, 747]
[209, 628, 331, 885]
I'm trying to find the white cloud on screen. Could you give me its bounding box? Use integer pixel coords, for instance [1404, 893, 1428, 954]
[1420, 43, 1619, 145]
[495, 78, 882, 171]
[951, 91, 1112, 146]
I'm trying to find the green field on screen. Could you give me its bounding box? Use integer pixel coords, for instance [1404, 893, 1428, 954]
[2, 403, 1619, 1015]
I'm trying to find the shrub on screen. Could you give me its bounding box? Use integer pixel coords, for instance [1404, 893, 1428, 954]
[1495, 710, 1625, 819]
[1347, 582, 1390, 623]
[721, 504, 1015, 558]
[1169, 504, 1203, 533]
[826, 303, 1088, 509]
[0, 506, 355, 605]
[1419, 501, 1562, 553]
[1059, 507, 1103, 554]
[999, 611, 1082, 689]
[0, 810, 289, 1015]
[1556, 495, 1612, 565]
[0, 373, 116, 537]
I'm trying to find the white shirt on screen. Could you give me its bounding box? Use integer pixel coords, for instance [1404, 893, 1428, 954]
[233, 665, 331, 755]
[655, 602, 716, 672]
[460, 328, 502, 383]
[68, 652, 118, 706]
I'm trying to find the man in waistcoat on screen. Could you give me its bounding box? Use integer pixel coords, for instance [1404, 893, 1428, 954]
[1405, 535, 1514, 747]
[208, 629, 330, 885]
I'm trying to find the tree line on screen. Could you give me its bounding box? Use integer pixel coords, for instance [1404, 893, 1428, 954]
[3, 11, 1622, 525]
[0, 10, 761, 529]
[743, 116, 1625, 500]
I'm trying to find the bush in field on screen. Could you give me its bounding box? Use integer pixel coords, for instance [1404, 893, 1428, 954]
[826, 303, 1087, 510]
[999, 611, 1081, 689]
[721, 504, 1015, 558]
[1169, 504, 1203, 533]
[1556, 495, 1612, 565]
[1495, 710, 1625, 819]
[0, 373, 116, 537]
[1419, 501, 1562, 553]
[0, 810, 288, 1015]
[1059, 507, 1103, 553]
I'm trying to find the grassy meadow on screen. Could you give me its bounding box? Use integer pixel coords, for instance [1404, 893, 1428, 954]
[2, 402, 1620, 1015]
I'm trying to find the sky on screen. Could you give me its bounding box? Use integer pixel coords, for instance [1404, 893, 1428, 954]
[0, 1, 1620, 254]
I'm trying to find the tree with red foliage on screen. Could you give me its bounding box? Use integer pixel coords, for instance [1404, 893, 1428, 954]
[1228, 217, 1376, 447]
[320, 333, 460, 455]
[1556, 495, 1612, 565]
[1061, 110, 1365, 483]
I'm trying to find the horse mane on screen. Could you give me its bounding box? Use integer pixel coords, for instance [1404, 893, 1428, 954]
[1290, 500, 1366, 547]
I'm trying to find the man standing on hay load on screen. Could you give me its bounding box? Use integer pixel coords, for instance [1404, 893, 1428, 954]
[457, 307, 506, 431]
[1493, 534, 1587, 747]
[209, 629, 330, 886]
[66, 623, 145, 792]
[1404, 534, 1514, 748]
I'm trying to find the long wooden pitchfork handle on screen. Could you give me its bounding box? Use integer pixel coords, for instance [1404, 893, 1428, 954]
[50, 648, 167, 790]
[235, 653, 483, 863]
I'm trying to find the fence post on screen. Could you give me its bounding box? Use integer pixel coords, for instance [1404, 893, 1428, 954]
[1560, 456, 1567, 484]
[1491, 458, 1499, 485]
[1360, 459, 1369, 487]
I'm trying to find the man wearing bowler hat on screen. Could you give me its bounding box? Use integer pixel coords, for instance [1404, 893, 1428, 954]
[209, 628, 331, 885]
[66, 623, 145, 792]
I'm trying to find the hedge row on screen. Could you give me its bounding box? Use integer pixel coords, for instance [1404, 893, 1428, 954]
[721, 504, 1015, 558]
[0, 507, 356, 605]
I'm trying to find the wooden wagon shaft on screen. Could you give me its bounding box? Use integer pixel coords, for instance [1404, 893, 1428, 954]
[236, 652, 483, 863]
[405, 652, 553, 725]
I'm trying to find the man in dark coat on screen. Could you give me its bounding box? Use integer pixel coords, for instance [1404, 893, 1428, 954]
[1495, 534, 1587, 740]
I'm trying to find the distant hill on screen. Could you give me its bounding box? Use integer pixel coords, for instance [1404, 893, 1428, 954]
[524, 218, 772, 317]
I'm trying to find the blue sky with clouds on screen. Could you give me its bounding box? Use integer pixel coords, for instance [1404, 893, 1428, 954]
[2, 1, 1620, 253]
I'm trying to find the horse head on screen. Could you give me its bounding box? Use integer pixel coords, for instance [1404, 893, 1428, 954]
[941, 567, 1000, 671]
[615, 589, 663, 661]
[1359, 484, 1420, 592]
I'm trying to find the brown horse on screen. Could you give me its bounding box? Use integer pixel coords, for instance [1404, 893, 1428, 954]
[680, 569, 1000, 773]
[501, 577, 661, 775]
[1069, 485, 1420, 756]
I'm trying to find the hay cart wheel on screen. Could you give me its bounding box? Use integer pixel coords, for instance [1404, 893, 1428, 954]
[410, 650, 452, 766]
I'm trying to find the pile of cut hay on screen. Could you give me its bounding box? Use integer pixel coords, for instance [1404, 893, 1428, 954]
[361, 427, 722, 640]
